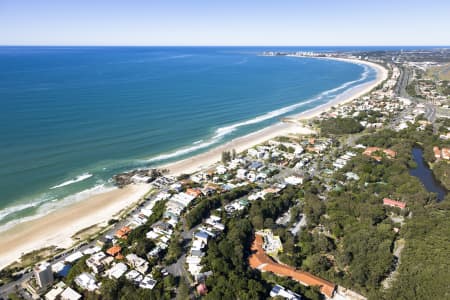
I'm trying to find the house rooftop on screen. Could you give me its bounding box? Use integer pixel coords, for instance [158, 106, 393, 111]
[106, 245, 122, 257]
[60, 287, 82, 300]
[249, 234, 335, 298]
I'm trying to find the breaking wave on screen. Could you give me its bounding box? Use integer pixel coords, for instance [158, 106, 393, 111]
[50, 173, 93, 189]
[0, 197, 51, 221]
[148, 63, 374, 163]
[0, 184, 115, 232]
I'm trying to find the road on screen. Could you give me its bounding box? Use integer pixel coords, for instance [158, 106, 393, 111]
[395, 66, 411, 98]
[290, 214, 306, 236]
[396, 65, 438, 123]
[165, 224, 198, 280]
[0, 190, 158, 300]
[0, 238, 100, 300]
[424, 104, 437, 123]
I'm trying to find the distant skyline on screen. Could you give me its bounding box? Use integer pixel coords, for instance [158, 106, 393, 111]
[1, 0, 450, 46]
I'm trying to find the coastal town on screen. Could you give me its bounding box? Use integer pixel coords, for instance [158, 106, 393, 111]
[1, 49, 449, 300]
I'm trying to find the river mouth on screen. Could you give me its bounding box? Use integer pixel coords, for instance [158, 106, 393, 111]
[409, 146, 448, 201]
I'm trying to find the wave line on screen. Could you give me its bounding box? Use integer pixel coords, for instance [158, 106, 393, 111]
[50, 173, 93, 189]
[148, 64, 374, 163]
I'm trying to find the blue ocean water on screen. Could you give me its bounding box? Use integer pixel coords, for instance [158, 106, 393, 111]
[0, 46, 377, 229]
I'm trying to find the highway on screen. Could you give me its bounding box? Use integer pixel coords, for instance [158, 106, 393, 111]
[396, 65, 437, 123]
[424, 105, 437, 123]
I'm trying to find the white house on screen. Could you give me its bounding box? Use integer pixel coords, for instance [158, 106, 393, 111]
[74, 272, 99, 291]
[106, 263, 128, 279]
[284, 176, 304, 185]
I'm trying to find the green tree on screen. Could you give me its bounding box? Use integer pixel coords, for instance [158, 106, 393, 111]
[99, 278, 120, 300]
[177, 280, 190, 300]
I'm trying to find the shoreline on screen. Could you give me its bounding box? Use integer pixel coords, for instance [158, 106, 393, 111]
[290, 57, 388, 119]
[163, 57, 388, 175]
[0, 184, 149, 270]
[0, 57, 388, 270]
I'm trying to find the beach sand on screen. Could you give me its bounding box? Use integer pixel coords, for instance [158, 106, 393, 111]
[164, 58, 388, 175]
[0, 58, 388, 270]
[165, 123, 315, 175]
[290, 58, 388, 120]
[0, 184, 149, 270]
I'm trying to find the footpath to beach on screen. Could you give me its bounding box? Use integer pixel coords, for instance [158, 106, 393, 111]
[0, 57, 388, 270]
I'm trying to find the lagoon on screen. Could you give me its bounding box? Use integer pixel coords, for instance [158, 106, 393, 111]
[410, 147, 447, 201]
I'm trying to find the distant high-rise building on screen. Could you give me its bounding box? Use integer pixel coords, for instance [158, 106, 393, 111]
[34, 262, 54, 289]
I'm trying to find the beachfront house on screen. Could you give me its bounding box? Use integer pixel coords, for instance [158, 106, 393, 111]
[64, 251, 83, 264]
[216, 165, 227, 174]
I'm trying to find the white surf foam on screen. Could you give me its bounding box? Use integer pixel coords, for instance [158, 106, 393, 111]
[42, 184, 115, 212]
[0, 197, 51, 221]
[50, 173, 93, 189]
[0, 184, 115, 233]
[320, 65, 370, 97]
[148, 66, 373, 163]
[148, 138, 219, 163]
[0, 213, 49, 233]
[147, 62, 374, 163]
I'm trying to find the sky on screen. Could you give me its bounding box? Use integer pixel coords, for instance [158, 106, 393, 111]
[1, 0, 449, 46]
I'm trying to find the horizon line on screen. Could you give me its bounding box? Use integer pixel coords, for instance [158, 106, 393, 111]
[1, 44, 450, 48]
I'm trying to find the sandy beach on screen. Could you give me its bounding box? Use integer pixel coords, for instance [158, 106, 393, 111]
[0, 184, 149, 270]
[290, 57, 388, 120]
[0, 57, 387, 270]
[164, 57, 388, 175]
[164, 123, 314, 175]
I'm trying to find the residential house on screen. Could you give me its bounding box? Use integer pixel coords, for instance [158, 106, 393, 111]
[74, 272, 99, 291]
[106, 262, 128, 279]
[126, 254, 149, 274]
[140, 276, 157, 289]
[60, 287, 82, 300]
[383, 198, 406, 209]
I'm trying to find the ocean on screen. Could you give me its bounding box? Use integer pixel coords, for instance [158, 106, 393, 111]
[0, 46, 377, 230]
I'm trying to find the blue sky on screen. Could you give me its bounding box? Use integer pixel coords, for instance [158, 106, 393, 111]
[1, 0, 449, 46]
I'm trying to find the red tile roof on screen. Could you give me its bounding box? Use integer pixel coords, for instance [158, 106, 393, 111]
[433, 146, 441, 159]
[115, 226, 132, 239]
[106, 245, 122, 257]
[383, 198, 406, 209]
[186, 188, 202, 198]
[383, 149, 397, 158]
[249, 234, 336, 298]
[363, 147, 396, 161]
[196, 283, 208, 296]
